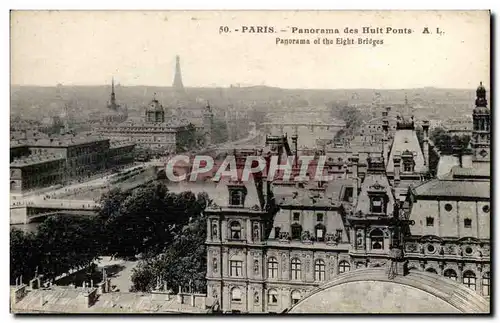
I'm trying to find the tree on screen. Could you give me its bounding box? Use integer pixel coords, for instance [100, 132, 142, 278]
[10, 228, 40, 284]
[10, 214, 103, 283]
[430, 127, 470, 155]
[35, 215, 102, 280]
[131, 214, 207, 293]
[333, 105, 363, 140]
[212, 119, 229, 144]
[98, 181, 207, 259]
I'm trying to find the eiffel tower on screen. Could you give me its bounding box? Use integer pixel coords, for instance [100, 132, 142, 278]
[172, 55, 185, 93]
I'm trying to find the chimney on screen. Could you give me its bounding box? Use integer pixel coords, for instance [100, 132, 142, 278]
[393, 152, 401, 185]
[382, 120, 389, 162]
[461, 142, 473, 168]
[422, 120, 430, 166]
[351, 153, 359, 204]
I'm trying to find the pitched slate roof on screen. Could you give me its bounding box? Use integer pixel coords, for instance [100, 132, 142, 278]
[412, 179, 490, 199]
[386, 129, 427, 174]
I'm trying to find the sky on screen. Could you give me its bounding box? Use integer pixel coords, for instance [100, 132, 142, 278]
[10, 10, 490, 89]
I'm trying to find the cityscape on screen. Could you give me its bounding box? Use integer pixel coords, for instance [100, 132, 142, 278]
[10, 11, 490, 315]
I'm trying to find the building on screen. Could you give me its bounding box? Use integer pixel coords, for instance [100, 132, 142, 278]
[403, 82, 491, 298]
[97, 95, 192, 154]
[10, 133, 136, 192]
[204, 83, 490, 313]
[10, 153, 66, 192]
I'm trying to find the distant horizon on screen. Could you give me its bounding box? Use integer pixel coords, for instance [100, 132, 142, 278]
[10, 83, 485, 91]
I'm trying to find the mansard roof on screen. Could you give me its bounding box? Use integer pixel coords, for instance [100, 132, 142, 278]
[354, 173, 395, 215]
[386, 129, 427, 174]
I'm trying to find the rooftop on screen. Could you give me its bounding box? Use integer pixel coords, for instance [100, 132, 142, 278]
[412, 179, 490, 199]
[10, 153, 65, 167]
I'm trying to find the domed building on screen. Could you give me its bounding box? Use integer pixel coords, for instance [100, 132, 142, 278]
[204, 83, 490, 314]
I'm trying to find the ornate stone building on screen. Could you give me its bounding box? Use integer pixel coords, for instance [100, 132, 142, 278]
[204, 83, 490, 313]
[97, 96, 191, 154]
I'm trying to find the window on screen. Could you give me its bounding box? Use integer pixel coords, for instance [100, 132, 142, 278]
[343, 187, 354, 202]
[291, 258, 301, 280]
[403, 162, 414, 172]
[230, 221, 242, 240]
[314, 259, 326, 281]
[291, 223, 302, 240]
[426, 268, 437, 274]
[316, 213, 324, 222]
[482, 273, 490, 296]
[464, 218, 472, 228]
[291, 290, 301, 305]
[370, 196, 384, 213]
[231, 287, 242, 302]
[336, 229, 343, 241]
[315, 224, 326, 242]
[444, 203, 453, 212]
[293, 212, 300, 222]
[230, 260, 243, 277]
[230, 191, 243, 206]
[268, 289, 278, 305]
[426, 217, 434, 227]
[370, 229, 384, 250]
[339, 261, 350, 273]
[274, 227, 281, 239]
[427, 244, 435, 253]
[463, 271, 476, 290]
[267, 257, 278, 278]
[444, 269, 457, 281]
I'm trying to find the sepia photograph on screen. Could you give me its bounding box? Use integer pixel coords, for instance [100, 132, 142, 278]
[9, 10, 491, 314]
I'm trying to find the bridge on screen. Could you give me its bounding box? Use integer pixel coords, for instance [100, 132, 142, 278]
[261, 121, 345, 133]
[11, 202, 99, 225]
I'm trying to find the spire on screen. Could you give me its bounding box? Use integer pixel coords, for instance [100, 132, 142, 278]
[173, 55, 185, 93]
[110, 77, 116, 108]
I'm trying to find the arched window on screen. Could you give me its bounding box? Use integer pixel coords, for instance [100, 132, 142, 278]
[230, 221, 242, 240]
[291, 258, 301, 280]
[370, 229, 384, 250]
[463, 271, 476, 290]
[315, 224, 326, 242]
[268, 289, 278, 305]
[10, 181, 16, 190]
[314, 259, 326, 281]
[291, 223, 302, 240]
[267, 257, 278, 279]
[426, 268, 437, 274]
[443, 269, 457, 281]
[482, 272, 490, 296]
[338, 260, 350, 273]
[291, 290, 302, 305]
[231, 287, 242, 302]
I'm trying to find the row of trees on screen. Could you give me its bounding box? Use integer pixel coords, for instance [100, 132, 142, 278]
[430, 127, 471, 155]
[10, 181, 210, 291]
